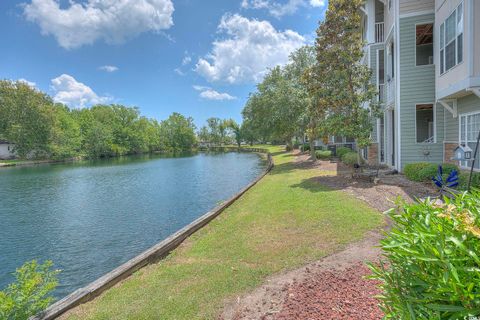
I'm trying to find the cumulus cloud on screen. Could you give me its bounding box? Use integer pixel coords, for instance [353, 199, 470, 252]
[17, 78, 37, 88]
[195, 14, 305, 84]
[51, 74, 109, 108]
[193, 85, 236, 101]
[241, 0, 324, 18]
[99, 65, 119, 73]
[309, 0, 325, 7]
[23, 0, 175, 49]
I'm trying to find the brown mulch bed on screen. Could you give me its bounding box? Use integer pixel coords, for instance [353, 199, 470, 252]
[275, 263, 383, 320]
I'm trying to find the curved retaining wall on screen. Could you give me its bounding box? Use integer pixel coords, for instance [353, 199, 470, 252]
[32, 149, 273, 320]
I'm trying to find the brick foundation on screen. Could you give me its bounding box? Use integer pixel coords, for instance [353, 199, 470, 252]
[444, 142, 458, 164]
[368, 143, 379, 165]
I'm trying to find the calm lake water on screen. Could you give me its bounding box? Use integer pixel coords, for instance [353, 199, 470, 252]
[0, 152, 265, 298]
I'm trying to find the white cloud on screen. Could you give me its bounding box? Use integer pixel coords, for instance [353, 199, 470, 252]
[174, 68, 185, 76]
[17, 78, 37, 88]
[309, 0, 325, 7]
[241, 0, 325, 17]
[174, 52, 193, 76]
[195, 14, 305, 84]
[193, 85, 236, 101]
[99, 65, 119, 73]
[51, 74, 109, 108]
[23, 0, 174, 49]
[182, 56, 192, 66]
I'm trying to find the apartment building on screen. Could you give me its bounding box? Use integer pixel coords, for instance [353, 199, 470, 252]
[361, 0, 480, 171]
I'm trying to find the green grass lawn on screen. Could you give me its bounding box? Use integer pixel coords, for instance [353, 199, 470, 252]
[64, 146, 384, 320]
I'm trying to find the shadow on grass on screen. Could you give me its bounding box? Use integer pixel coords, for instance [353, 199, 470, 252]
[290, 177, 332, 192]
[269, 162, 298, 175]
[270, 151, 288, 157]
[291, 175, 435, 203]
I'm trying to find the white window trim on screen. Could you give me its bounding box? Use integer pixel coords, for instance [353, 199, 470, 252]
[414, 22, 435, 67]
[415, 103, 436, 144]
[439, 1, 464, 76]
[458, 110, 480, 170]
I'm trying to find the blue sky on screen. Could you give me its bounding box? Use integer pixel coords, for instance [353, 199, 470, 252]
[0, 0, 326, 127]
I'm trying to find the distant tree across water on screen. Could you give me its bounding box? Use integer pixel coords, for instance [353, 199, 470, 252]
[0, 80, 197, 159]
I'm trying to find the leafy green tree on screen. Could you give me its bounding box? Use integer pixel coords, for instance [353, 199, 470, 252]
[0, 81, 55, 158]
[284, 45, 317, 159]
[49, 104, 82, 159]
[0, 260, 59, 320]
[197, 126, 210, 145]
[225, 119, 242, 148]
[240, 120, 256, 146]
[83, 120, 114, 158]
[206, 117, 222, 145]
[160, 113, 197, 151]
[314, 0, 378, 160]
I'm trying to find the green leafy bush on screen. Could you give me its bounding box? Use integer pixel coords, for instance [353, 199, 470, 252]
[300, 144, 310, 152]
[341, 152, 362, 166]
[404, 162, 459, 182]
[404, 162, 432, 181]
[336, 146, 351, 159]
[0, 260, 59, 320]
[315, 150, 332, 160]
[459, 172, 480, 190]
[369, 192, 480, 319]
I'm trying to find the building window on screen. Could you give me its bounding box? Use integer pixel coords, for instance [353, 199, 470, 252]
[440, 2, 463, 74]
[387, 42, 394, 79]
[379, 116, 385, 163]
[460, 112, 480, 169]
[416, 104, 434, 143]
[416, 24, 433, 66]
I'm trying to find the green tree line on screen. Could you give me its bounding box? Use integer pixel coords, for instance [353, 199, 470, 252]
[197, 117, 253, 148]
[0, 80, 197, 159]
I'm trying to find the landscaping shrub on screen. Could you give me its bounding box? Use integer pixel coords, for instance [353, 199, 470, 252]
[300, 144, 310, 152]
[0, 260, 59, 320]
[315, 150, 332, 160]
[336, 146, 351, 159]
[403, 162, 432, 181]
[341, 152, 362, 166]
[369, 192, 480, 319]
[404, 162, 459, 183]
[458, 171, 480, 190]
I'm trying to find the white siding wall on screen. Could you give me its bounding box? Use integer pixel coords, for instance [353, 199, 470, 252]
[0, 144, 15, 160]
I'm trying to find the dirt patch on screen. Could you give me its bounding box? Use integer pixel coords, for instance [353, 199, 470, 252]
[221, 152, 436, 320]
[222, 231, 382, 320]
[276, 263, 382, 320]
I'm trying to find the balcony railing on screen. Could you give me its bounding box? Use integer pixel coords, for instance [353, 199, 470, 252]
[375, 22, 385, 43]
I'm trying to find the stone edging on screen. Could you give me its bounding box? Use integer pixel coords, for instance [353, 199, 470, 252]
[32, 149, 273, 320]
